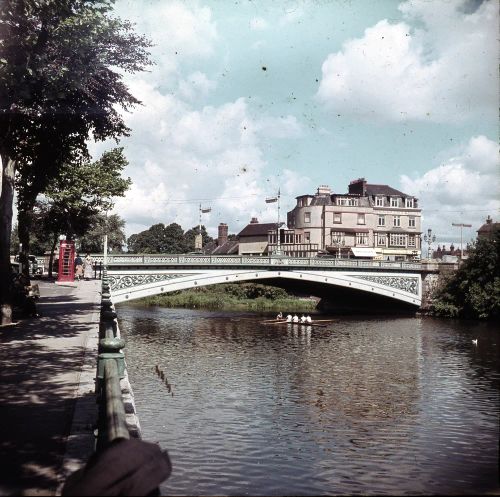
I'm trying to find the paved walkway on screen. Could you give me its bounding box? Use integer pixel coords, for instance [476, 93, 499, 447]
[0, 279, 101, 496]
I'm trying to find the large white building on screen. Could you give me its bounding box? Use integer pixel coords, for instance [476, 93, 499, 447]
[287, 178, 422, 261]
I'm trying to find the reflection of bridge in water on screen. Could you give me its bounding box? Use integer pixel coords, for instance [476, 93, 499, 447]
[101, 254, 423, 308]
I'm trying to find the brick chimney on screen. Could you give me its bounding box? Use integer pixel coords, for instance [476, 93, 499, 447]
[250, 217, 259, 224]
[217, 223, 228, 246]
[348, 177, 367, 196]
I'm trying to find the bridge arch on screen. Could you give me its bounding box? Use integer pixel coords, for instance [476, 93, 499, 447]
[108, 268, 421, 307]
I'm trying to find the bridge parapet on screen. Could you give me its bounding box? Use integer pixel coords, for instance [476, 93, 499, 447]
[93, 253, 421, 271]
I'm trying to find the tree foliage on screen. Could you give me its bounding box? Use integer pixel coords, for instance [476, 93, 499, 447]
[0, 0, 151, 323]
[430, 232, 500, 320]
[127, 224, 214, 254]
[78, 213, 126, 253]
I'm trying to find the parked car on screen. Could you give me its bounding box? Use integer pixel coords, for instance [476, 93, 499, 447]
[13, 255, 43, 278]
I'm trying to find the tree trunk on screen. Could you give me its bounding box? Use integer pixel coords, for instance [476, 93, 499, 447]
[18, 208, 33, 277]
[0, 154, 16, 325]
[48, 235, 57, 278]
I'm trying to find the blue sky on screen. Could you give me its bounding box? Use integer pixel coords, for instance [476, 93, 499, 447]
[92, 0, 499, 249]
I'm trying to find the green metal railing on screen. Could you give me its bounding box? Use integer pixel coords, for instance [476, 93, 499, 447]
[96, 268, 130, 451]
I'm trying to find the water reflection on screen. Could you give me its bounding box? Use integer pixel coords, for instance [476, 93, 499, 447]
[118, 306, 499, 496]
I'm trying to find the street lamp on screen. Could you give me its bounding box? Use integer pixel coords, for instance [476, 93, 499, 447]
[265, 189, 281, 255]
[196, 204, 211, 252]
[452, 222, 472, 259]
[423, 228, 436, 259]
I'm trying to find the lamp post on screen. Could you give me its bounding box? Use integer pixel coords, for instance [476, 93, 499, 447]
[103, 210, 108, 267]
[423, 228, 436, 259]
[265, 189, 281, 255]
[452, 222, 472, 259]
[196, 204, 211, 252]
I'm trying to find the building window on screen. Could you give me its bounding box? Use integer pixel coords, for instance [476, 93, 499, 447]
[336, 197, 358, 206]
[357, 213, 365, 225]
[377, 234, 386, 246]
[393, 215, 401, 227]
[304, 212, 311, 223]
[391, 197, 399, 208]
[356, 233, 368, 245]
[331, 231, 344, 244]
[405, 198, 414, 208]
[304, 231, 310, 242]
[375, 196, 384, 207]
[390, 234, 407, 247]
[409, 216, 416, 228]
[333, 212, 342, 223]
[378, 215, 385, 226]
[408, 235, 416, 247]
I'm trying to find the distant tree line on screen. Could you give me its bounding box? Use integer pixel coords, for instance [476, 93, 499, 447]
[430, 232, 500, 320]
[127, 223, 214, 254]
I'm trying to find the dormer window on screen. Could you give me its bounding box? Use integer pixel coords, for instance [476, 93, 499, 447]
[405, 198, 414, 208]
[375, 196, 384, 207]
[390, 197, 399, 208]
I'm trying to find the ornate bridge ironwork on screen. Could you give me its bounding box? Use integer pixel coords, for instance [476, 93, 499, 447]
[99, 254, 423, 306]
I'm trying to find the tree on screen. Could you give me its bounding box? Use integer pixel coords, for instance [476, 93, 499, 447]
[0, 0, 151, 324]
[431, 231, 500, 320]
[79, 213, 126, 253]
[127, 223, 214, 254]
[128, 223, 185, 254]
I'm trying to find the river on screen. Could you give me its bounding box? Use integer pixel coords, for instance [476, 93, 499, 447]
[117, 306, 499, 496]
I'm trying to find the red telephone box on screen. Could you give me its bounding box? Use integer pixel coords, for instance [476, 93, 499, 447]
[58, 240, 75, 282]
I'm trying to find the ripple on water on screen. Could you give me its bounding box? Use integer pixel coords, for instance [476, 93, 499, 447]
[117, 307, 499, 496]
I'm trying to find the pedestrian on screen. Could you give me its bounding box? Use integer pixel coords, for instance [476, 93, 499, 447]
[74, 253, 83, 281]
[83, 253, 94, 281]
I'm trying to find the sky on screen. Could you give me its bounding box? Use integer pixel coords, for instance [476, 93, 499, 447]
[90, 0, 499, 250]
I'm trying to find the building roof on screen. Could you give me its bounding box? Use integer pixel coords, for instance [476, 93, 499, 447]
[202, 239, 239, 255]
[310, 196, 333, 206]
[238, 222, 280, 237]
[365, 184, 409, 197]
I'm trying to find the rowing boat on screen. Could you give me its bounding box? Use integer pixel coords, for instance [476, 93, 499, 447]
[260, 320, 329, 328]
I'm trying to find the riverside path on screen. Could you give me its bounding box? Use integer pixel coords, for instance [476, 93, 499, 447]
[0, 279, 101, 496]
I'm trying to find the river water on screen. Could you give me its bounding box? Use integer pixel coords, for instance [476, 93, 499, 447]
[117, 306, 499, 496]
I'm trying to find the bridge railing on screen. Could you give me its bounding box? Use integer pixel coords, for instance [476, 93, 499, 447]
[96, 269, 129, 451]
[89, 254, 421, 270]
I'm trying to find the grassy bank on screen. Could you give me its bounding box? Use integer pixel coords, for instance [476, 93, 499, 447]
[137, 283, 317, 312]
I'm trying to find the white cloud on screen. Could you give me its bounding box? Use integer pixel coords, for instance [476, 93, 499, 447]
[115, 0, 218, 82]
[316, 0, 498, 122]
[103, 78, 304, 237]
[400, 135, 499, 246]
[178, 72, 217, 101]
[250, 17, 269, 30]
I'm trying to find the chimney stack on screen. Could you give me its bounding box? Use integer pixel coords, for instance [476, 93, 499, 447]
[217, 223, 228, 246]
[250, 217, 259, 224]
[348, 177, 367, 196]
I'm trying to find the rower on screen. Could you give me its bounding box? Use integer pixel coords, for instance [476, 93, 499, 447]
[300, 314, 306, 323]
[286, 314, 292, 323]
[292, 314, 299, 323]
[277, 311, 283, 320]
[306, 315, 312, 323]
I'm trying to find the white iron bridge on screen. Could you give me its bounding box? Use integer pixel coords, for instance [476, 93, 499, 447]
[101, 254, 423, 307]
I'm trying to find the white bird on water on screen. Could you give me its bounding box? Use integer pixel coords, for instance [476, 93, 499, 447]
[472, 339, 478, 345]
